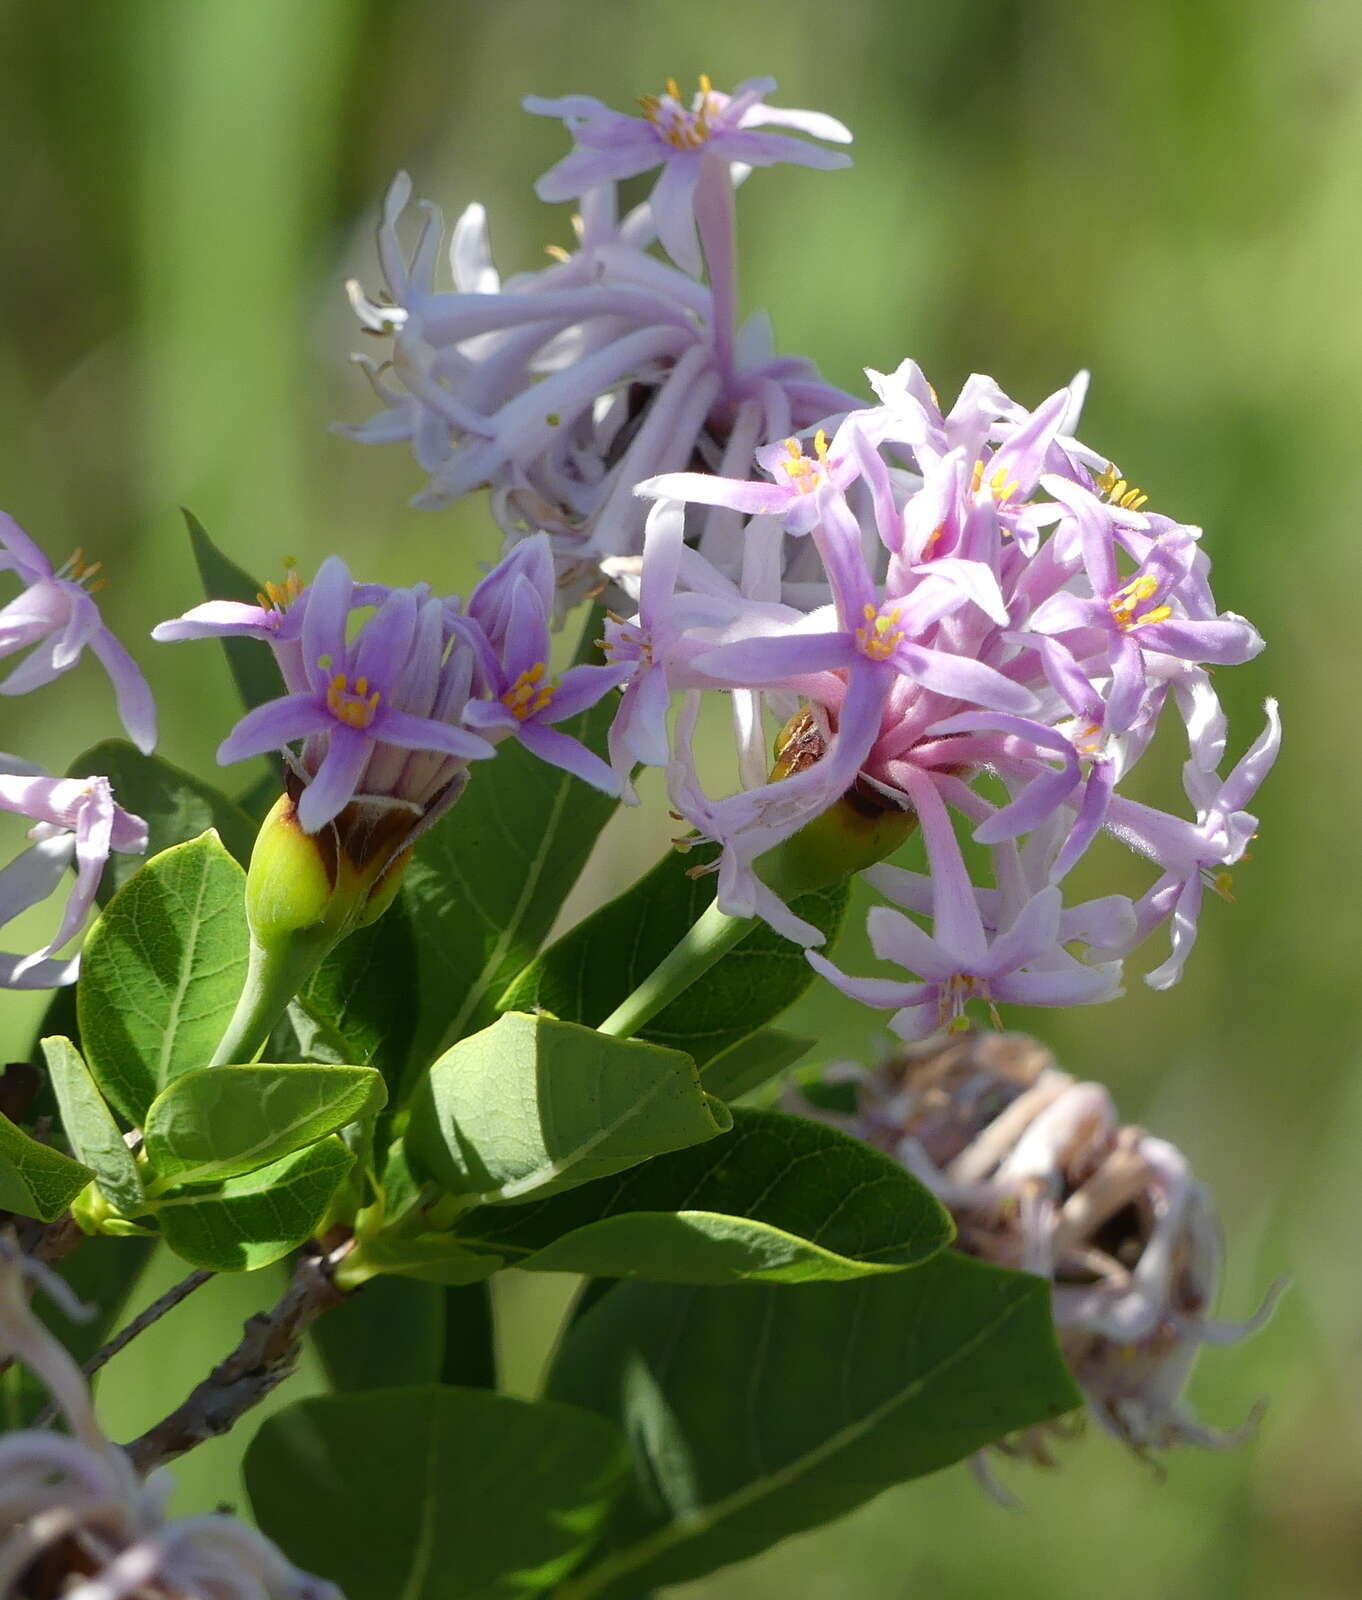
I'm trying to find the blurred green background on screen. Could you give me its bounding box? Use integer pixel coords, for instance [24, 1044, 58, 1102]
[0, 1, 1355, 1595]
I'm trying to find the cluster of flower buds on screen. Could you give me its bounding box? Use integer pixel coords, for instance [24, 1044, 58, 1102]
[789, 1029, 1281, 1486]
[0, 517, 152, 989]
[0, 1234, 339, 1599]
[343, 80, 1279, 1025]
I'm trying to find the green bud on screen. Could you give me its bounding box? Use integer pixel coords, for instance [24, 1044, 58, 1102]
[211, 792, 417, 1067]
[245, 795, 336, 948]
[756, 709, 917, 898]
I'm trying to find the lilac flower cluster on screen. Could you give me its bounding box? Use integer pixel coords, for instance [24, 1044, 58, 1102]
[0, 518, 152, 988]
[634, 364, 1278, 1016]
[342, 81, 1278, 1031]
[342, 77, 859, 609]
[154, 534, 626, 843]
[790, 1030, 1282, 1480]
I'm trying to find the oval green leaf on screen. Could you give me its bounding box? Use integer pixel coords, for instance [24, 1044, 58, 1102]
[244, 1386, 629, 1600]
[77, 832, 250, 1123]
[157, 1136, 354, 1271]
[549, 1255, 1081, 1598]
[40, 1035, 144, 1217]
[404, 1012, 730, 1207]
[0, 1110, 92, 1222]
[143, 1063, 385, 1189]
[453, 1107, 952, 1284]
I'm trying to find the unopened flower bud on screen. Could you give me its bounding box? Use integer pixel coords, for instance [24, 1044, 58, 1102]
[757, 709, 917, 899]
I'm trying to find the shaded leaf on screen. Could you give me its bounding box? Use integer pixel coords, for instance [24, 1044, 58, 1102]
[41, 1035, 144, 1217]
[699, 1028, 815, 1102]
[67, 740, 256, 901]
[0, 1110, 92, 1221]
[143, 1063, 385, 1189]
[498, 852, 848, 1066]
[157, 1136, 354, 1271]
[550, 1255, 1081, 1597]
[184, 507, 283, 716]
[449, 1108, 951, 1285]
[245, 1385, 629, 1600]
[405, 1012, 729, 1207]
[313, 1277, 446, 1393]
[402, 607, 618, 1064]
[294, 893, 421, 1096]
[78, 833, 249, 1123]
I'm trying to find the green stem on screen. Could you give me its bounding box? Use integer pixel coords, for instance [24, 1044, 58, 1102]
[208, 928, 337, 1066]
[596, 899, 752, 1041]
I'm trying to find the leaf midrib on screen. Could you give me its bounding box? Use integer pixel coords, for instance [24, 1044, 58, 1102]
[557, 1281, 1035, 1599]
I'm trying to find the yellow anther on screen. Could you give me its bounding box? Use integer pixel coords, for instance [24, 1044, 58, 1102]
[1109, 572, 1164, 630]
[641, 76, 720, 148]
[971, 459, 1019, 502]
[501, 662, 555, 722]
[258, 567, 304, 614]
[781, 434, 829, 494]
[325, 671, 381, 730]
[545, 244, 571, 263]
[1097, 463, 1149, 511]
[59, 546, 110, 590]
[854, 604, 904, 661]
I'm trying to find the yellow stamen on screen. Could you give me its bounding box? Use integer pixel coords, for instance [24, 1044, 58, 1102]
[1134, 604, 1172, 627]
[1108, 572, 1163, 630]
[501, 662, 556, 721]
[545, 244, 571, 263]
[258, 567, 304, 614]
[325, 671, 381, 730]
[971, 459, 1019, 502]
[854, 603, 904, 661]
[1097, 463, 1149, 511]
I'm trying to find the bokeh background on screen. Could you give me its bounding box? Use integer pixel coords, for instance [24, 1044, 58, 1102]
[0, 1, 1356, 1595]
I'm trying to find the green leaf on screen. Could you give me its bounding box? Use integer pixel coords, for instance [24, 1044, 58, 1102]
[550, 1255, 1081, 1598]
[78, 832, 250, 1123]
[449, 1108, 951, 1285]
[157, 1136, 354, 1271]
[183, 506, 283, 715]
[313, 1277, 447, 1393]
[245, 1386, 629, 1600]
[402, 607, 618, 1062]
[293, 893, 421, 1093]
[344, 1232, 502, 1287]
[497, 851, 849, 1066]
[143, 1063, 385, 1189]
[67, 740, 257, 901]
[699, 1028, 815, 1101]
[40, 1036, 144, 1217]
[0, 1110, 92, 1221]
[405, 1013, 730, 1207]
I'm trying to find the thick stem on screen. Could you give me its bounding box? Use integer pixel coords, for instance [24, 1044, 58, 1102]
[121, 1249, 347, 1474]
[596, 898, 751, 1041]
[209, 929, 335, 1067]
[693, 152, 739, 387]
